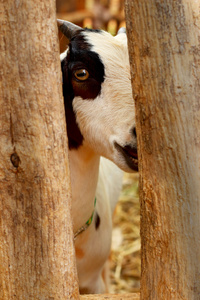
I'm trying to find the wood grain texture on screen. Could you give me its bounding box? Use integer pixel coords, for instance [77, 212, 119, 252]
[0, 0, 79, 299]
[125, 0, 200, 299]
[80, 293, 140, 299]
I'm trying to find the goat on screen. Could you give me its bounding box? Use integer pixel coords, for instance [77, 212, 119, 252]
[58, 20, 138, 294]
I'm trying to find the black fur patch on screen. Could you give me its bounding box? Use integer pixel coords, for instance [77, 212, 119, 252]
[95, 213, 101, 230]
[61, 29, 105, 149]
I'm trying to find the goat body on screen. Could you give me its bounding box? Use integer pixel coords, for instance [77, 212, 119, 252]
[59, 21, 138, 294]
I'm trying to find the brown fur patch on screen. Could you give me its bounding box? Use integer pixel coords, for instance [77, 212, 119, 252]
[79, 287, 90, 294]
[75, 247, 85, 259]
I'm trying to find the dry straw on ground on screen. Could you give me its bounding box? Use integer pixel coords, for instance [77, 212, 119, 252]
[110, 173, 141, 294]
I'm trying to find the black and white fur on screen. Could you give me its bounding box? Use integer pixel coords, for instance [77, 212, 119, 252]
[59, 20, 138, 294]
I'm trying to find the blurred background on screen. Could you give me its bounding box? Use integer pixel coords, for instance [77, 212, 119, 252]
[56, 0, 125, 32]
[56, 0, 126, 52]
[56, 0, 141, 294]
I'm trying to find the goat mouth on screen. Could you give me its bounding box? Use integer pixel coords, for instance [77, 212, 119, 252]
[114, 142, 138, 171]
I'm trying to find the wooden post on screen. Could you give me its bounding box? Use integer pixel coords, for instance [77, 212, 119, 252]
[0, 0, 79, 298]
[125, 0, 200, 299]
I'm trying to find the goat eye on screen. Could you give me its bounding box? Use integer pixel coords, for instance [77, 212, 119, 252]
[74, 69, 89, 81]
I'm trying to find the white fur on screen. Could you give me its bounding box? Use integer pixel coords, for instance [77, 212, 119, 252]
[61, 30, 136, 294]
[72, 31, 136, 172]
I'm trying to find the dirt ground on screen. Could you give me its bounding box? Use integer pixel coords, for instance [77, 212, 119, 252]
[110, 173, 141, 294]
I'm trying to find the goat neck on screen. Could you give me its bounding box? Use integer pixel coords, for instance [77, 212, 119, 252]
[68, 145, 100, 234]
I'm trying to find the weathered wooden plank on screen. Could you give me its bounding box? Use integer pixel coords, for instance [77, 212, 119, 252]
[0, 0, 79, 298]
[80, 293, 140, 299]
[125, 0, 200, 299]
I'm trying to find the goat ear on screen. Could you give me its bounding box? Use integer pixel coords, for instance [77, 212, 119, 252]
[57, 19, 82, 40]
[117, 27, 126, 35]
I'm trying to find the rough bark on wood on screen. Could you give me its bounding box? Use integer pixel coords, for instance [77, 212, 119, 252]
[80, 293, 140, 299]
[125, 0, 200, 299]
[0, 0, 79, 299]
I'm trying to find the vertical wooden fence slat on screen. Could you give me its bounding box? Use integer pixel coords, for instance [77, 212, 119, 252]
[0, 0, 79, 299]
[125, 1, 200, 299]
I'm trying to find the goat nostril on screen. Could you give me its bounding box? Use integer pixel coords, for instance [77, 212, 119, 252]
[132, 127, 137, 138]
